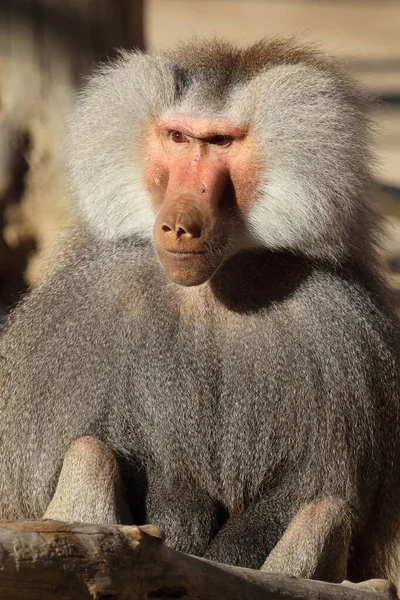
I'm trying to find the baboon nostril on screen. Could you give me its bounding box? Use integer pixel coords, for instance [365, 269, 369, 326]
[161, 223, 188, 236]
[161, 222, 200, 238]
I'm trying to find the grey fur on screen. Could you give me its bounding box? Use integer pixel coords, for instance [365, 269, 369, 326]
[0, 39, 399, 584]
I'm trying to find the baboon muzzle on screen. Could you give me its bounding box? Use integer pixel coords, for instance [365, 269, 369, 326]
[153, 152, 230, 286]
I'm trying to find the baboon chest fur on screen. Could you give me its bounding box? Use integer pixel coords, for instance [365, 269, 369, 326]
[2, 241, 397, 524]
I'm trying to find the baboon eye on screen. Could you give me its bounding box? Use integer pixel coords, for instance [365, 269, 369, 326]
[209, 135, 232, 146]
[170, 131, 189, 143]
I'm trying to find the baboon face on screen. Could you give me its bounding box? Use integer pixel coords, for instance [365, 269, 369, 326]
[144, 116, 258, 286]
[68, 40, 371, 283]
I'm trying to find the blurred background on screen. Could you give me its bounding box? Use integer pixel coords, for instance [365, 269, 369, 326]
[0, 0, 399, 319]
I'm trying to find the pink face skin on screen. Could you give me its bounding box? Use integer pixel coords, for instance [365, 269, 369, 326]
[143, 114, 259, 286]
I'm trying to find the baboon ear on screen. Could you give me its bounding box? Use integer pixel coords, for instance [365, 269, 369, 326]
[67, 51, 176, 241]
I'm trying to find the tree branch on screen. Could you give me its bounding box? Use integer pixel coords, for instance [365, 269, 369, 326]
[0, 520, 395, 600]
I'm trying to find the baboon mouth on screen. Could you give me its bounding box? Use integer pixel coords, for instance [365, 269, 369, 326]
[155, 246, 209, 258]
[155, 245, 224, 286]
[161, 249, 207, 257]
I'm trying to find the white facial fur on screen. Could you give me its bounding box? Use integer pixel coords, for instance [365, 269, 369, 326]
[67, 43, 373, 262]
[67, 52, 175, 241]
[230, 64, 372, 260]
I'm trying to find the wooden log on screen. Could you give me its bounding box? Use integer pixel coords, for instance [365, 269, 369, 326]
[0, 520, 395, 600]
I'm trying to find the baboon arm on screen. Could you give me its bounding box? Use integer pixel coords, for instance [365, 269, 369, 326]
[262, 496, 352, 582]
[44, 436, 132, 524]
